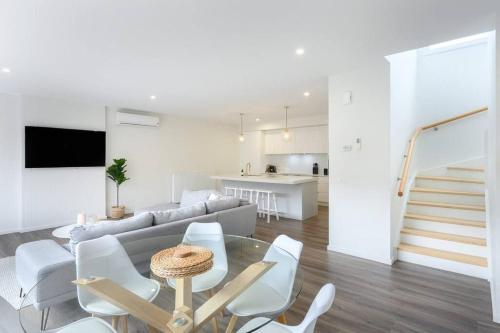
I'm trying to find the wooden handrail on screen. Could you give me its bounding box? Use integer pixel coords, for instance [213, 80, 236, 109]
[397, 106, 488, 197]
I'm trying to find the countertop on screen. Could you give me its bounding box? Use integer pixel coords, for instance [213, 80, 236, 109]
[211, 174, 318, 185]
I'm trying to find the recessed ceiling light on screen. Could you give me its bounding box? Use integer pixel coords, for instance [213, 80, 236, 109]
[255, 117, 261, 122]
[295, 48, 305, 56]
[303, 91, 310, 97]
[150, 95, 157, 100]
[1, 68, 11, 73]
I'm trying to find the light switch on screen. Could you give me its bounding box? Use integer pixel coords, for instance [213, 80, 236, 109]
[342, 144, 352, 152]
[343, 91, 352, 105]
[355, 137, 362, 150]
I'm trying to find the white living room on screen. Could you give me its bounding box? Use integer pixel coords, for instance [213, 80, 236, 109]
[1, 2, 500, 333]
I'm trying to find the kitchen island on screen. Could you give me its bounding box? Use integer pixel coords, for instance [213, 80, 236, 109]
[211, 174, 318, 220]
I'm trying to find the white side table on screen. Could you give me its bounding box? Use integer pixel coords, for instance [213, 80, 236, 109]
[51, 224, 78, 239]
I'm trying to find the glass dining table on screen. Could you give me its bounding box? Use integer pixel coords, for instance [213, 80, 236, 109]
[19, 234, 303, 333]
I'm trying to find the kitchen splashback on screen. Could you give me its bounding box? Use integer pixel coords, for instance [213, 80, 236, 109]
[265, 154, 328, 175]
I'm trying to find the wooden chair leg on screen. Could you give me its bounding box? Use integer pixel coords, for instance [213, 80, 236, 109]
[225, 315, 238, 333]
[122, 315, 128, 333]
[111, 316, 119, 330]
[211, 316, 219, 333]
[277, 313, 287, 324]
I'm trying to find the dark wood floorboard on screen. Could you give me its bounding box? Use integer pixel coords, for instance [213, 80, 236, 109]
[1, 206, 500, 332]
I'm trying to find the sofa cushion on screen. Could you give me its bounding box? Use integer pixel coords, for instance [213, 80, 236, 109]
[205, 197, 240, 214]
[180, 189, 216, 208]
[69, 213, 153, 253]
[207, 192, 233, 201]
[152, 202, 206, 225]
[135, 202, 180, 215]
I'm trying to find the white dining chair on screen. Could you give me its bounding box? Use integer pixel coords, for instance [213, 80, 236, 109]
[167, 222, 228, 292]
[75, 235, 160, 332]
[167, 222, 228, 332]
[236, 283, 336, 333]
[50, 317, 117, 333]
[225, 235, 303, 332]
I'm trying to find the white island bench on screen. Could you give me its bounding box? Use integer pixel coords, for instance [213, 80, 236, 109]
[211, 175, 318, 221]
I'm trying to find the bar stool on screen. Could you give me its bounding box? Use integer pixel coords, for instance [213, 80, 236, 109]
[225, 187, 239, 197]
[255, 190, 279, 223]
[240, 188, 254, 202]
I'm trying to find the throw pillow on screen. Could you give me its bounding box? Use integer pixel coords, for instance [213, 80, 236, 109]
[153, 202, 207, 225]
[69, 212, 153, 254]
[180, 189, 217, 208]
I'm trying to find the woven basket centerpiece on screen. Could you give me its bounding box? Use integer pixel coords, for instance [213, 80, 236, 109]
[150, 244, 214, 279]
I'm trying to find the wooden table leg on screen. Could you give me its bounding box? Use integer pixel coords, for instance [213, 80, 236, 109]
[112, 316, 120, 330]
[123, 315, 129, 333]
[175, 278, 193, 310]
[211, 316, 219, 333]
[225, 315, 238, 333]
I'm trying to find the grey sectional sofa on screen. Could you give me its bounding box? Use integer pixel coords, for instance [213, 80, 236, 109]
[15, 196, 257, 316]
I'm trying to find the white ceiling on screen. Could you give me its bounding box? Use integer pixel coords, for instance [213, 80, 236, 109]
[0, 1, 497, 123]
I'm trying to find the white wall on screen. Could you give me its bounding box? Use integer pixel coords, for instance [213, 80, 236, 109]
[0, 94, 240, 233]
[106, 108, 240, 213]
[0, 94, 22, 234]
[487, 27, 500, 323]
[387, 50, 419, 260]
[328, 60, 392, 264]
[414, 41, 489, 171]
[417, 42, 490, 124]
[21, 96, 107, 231]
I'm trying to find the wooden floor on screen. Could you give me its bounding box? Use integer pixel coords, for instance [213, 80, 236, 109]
[2, 206, 500, 332]
[255, 206, 500, 333]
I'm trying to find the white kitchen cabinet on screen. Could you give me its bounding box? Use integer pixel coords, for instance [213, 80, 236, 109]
[317, 176, 329, 206]
[264, 125, 328, 154]
[264, 129, 295, 154]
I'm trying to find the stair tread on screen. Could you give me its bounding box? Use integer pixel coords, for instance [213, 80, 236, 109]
[447, 166, 485, 172]
[404, 213, 485, 228]
[407, 200, 485, 211]
[410, 187, 484, 197]
[398, 243, 487, 267]
[401, 227, 486, 246]
[416, 175, 484, 184]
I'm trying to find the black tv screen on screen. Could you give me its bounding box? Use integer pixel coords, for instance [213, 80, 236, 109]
[25, 126, 106, 168]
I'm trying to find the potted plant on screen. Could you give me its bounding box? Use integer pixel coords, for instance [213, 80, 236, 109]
[106, 158, 130, 219]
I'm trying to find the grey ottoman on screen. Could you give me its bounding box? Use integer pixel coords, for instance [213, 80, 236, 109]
[16, 239, 77, 328]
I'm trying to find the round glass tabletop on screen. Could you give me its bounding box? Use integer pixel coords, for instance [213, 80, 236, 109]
[19, 234, 303, 333]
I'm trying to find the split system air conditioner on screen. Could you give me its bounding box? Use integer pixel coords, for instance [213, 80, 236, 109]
[116, 111, 160, 127]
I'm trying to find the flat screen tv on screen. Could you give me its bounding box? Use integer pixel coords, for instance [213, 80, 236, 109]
[25, 126, 106, 168]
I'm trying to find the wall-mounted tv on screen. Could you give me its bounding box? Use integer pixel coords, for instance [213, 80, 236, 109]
[25, 126, 106, 168]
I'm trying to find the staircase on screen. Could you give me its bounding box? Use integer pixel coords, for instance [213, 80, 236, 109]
[397, 163, 488, 279]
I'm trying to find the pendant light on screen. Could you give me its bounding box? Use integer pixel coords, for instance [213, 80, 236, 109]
[283, 105, 290, 140]
[239, 113, 245, 142]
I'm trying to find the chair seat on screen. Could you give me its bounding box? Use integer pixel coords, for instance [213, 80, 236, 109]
[167, 268, 227, 292]
[55, 317, 116, 333]
[237, 317, 290, 333]
[84, 279, 160, 316]
[226, 281, 287, 317]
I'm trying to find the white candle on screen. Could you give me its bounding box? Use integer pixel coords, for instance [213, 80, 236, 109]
[77, 213, 86, 225]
